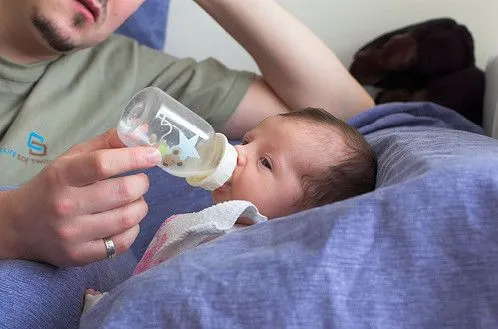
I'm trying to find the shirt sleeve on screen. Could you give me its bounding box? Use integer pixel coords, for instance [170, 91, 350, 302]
[113, 35, 256, 131]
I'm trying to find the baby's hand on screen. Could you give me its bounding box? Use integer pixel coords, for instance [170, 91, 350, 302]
[83, 289, 108, 314]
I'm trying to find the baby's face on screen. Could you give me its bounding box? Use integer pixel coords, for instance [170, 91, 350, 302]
[212, 116, 341, 218]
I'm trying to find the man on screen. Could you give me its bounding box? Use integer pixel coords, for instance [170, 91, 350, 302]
[0, 0, 374, 266]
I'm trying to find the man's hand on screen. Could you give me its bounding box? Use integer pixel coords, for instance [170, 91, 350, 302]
[0, 129, 162, 267]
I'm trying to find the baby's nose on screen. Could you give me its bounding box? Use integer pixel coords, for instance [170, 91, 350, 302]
[234, 144, 247, 166]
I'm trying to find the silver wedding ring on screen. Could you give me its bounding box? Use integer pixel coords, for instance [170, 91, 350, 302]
[103, 237, 116, 259]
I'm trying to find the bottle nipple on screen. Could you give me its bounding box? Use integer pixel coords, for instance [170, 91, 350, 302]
[186, 133, 237, 190]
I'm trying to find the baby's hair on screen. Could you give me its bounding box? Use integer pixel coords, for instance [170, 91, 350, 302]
[280, 108, 377, 209]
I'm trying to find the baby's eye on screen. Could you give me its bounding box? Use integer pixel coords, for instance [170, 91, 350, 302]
[260, 157, 272, 170]
[241, 140, 248, 145]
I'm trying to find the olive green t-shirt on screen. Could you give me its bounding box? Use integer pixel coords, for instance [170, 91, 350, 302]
[0, 35, 254, 185]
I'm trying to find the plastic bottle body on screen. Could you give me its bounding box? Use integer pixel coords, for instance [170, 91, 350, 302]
[117, 87, 236, 189]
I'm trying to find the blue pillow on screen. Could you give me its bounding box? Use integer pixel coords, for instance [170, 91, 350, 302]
[115, 0, 170, 50]
[81, 103, 498, 328]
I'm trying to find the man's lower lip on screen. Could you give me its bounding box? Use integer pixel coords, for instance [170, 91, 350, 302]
[74, 1, 96, 23]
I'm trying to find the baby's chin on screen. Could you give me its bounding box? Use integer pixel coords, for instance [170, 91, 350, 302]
[211, 181, 232, 204]
[211, 192, 226, 204]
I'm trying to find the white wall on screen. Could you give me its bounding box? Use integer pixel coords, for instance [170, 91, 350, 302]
[165, 0, 497, 73]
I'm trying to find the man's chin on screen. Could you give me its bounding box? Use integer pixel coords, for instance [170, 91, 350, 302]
[31, 9, 100, 53]
[32, 17, 79, 52]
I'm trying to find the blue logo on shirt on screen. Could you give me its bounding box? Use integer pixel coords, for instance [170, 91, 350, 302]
[0, 131, 51, 165]
[27, 132, 48, 156]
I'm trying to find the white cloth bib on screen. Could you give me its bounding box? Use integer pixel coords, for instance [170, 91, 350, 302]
[134, 200, 267, 275]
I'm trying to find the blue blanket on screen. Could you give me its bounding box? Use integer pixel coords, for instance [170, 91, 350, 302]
[2, 102, 498, 328]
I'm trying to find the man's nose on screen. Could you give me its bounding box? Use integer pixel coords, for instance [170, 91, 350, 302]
[234, 144, 247, 167]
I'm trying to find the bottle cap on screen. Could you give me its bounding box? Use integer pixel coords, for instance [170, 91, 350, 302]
[186, 133, 237, 191]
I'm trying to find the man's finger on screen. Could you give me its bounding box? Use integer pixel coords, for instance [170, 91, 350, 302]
[69, 175, 150, 215]
[62, 146, 162, 186]
[75, 225, 141, 265]
[64, 129, 125, 156]
[73, 197, 148, 241]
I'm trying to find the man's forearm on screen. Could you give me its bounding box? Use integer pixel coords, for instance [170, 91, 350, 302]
[195, 0, 374, 120]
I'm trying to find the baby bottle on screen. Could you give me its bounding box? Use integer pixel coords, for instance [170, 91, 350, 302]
[117, 87, 237, 191]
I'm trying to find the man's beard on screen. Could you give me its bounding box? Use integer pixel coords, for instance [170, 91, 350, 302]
[31, 0, 108, 53]
[31, 13, 85, 52]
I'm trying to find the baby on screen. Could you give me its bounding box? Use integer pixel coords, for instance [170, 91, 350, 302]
[83, 108, 376, 312]
[213, 107, 376, 219]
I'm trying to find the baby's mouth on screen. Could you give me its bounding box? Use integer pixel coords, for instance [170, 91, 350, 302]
[216, 180, 231, 192]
